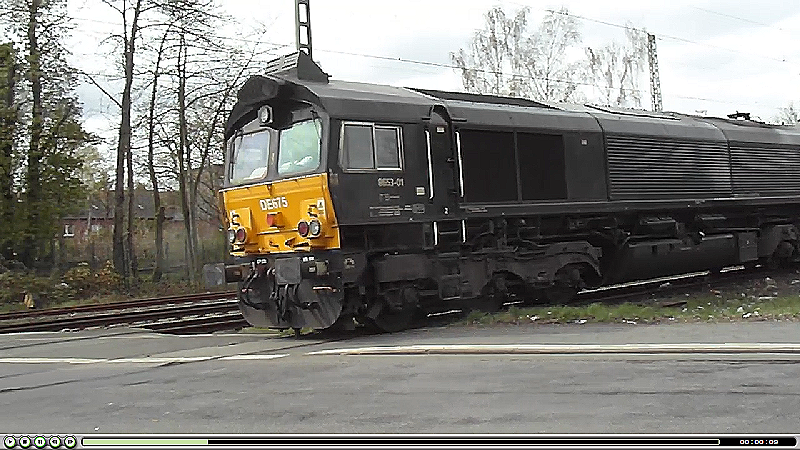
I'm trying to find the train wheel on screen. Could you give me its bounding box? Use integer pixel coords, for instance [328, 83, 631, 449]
[545, 265, 584, 304]
[323, 315, 357, 334]
[476, 276, 508, 313]
[371, 287, 420, 333]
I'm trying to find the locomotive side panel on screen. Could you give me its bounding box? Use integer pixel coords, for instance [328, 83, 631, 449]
[459, 129, 518, 203]
[729, 142, 800, 196]
[450, 103, 607, 207]
[560, 131, 607, 201]
[592, 113, 732, 201]
[705, 120, 800, 198]
[605, 135, 732, 200]
[327, 120, 428, 225]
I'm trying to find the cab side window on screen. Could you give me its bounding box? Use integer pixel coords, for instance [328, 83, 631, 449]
[341, 123, 403, 171]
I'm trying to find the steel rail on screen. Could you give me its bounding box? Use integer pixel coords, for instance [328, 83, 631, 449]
[573, 265, 775, 307]
[0, 291, 237, 321]
[142, 313, 249, 334]
[0, 298, 239, 333]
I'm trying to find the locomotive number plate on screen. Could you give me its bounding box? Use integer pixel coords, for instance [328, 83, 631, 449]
[259, 196, 288, 211]
[378, 177, 404, 188]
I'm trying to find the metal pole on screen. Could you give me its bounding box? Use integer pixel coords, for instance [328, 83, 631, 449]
[647, 33, 663, 112]
[295, 0, 313, 60]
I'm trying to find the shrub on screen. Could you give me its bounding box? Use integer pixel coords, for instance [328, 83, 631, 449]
[61, 261, 121, 298]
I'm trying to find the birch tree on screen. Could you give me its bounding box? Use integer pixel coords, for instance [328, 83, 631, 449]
[585, 27, 648, 108]
[451, 6, 584, 102]
[774, 102, 799, 124]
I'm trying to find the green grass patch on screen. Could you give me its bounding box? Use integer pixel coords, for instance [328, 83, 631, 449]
[239, 327, 282, 335]
[458, 294, 800, 327]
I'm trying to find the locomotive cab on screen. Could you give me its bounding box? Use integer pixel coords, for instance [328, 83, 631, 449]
[220, 60, 346, 330]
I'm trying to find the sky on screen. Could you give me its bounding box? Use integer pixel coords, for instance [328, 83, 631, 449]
[66, 0, 800, 143]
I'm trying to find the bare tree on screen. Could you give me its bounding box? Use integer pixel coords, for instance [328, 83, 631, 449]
[451, 6, 584, 102]
[585, 26, 648, 108]
[451, 6, 528, 96]
[144, 24, 171, 282]
[514, 8, 583, 102]
[774, 102, 799, 125]
[89, 0, 274, 283]
[99, 0, 147, 280]
[145, 1, 272, 282]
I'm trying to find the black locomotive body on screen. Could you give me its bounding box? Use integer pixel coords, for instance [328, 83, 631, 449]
[221, 52, 800, 331]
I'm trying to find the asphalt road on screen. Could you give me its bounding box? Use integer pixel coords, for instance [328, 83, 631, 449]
[2, 322, 800, 434]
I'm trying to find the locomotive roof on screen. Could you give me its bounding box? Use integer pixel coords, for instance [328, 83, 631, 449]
[699, 117, 800, 145]
[228, 52, 800, 146]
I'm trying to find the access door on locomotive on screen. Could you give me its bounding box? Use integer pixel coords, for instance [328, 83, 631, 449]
[330, 105, 463, 238]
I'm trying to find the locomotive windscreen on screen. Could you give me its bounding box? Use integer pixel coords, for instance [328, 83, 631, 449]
[225, 107, 324, 187]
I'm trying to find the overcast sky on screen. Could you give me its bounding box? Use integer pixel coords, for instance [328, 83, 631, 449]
[68, 0, 800, 141]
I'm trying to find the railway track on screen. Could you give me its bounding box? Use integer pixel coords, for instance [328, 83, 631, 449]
[0, 291, 245, 334]
[434, 264, 785, 322]
[575, 264, 786, 307]
[0, 264, 790, 335]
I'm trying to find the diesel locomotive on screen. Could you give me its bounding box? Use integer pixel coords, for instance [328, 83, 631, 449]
[219, 51, 800, 332]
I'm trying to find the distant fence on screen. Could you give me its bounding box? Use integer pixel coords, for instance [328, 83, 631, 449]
[56, 220, 227, 279]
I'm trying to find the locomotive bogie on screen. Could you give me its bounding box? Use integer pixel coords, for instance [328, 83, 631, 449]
[234, 251, 345, 330]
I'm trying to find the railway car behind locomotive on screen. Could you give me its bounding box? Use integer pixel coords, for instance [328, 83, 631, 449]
[218, 52, 800, 332]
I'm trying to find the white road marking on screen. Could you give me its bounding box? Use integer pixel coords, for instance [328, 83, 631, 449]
[219, 354, 289, 360]
[0, 354, 289, 364]
[307, 343, 800, 356]
[0, 357, 104, 364]
[106, 357, 215, 364]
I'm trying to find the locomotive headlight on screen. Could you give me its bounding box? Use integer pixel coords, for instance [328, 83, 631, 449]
[309, 219, 321, 237]
[234, 227, 247, 244]
[227, 228, 236, 244]
[258, 105, 273, 126]
[297, 220, 310, 237]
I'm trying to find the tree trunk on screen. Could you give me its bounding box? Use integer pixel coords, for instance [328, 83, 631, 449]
[148, 27, 169, 282]
[126, 133, 137, 281]
[176, 33, 196, 284]
[113, 0, 143, 281]
[154, 206, 164, 281]
[0, 44, 16, 261]
[23, 0, 43, 268]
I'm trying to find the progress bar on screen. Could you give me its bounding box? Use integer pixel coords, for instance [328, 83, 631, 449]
[3, 435, 797, 449]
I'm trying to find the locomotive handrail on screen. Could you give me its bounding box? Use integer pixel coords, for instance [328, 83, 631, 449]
[455, 130, 465, 198]
[425, 129, 434, 201]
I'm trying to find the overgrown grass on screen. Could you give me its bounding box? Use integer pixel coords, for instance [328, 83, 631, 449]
[459, 294, 800, 327]
[239, 327, 283, 335]
[0, 263, 213, 313]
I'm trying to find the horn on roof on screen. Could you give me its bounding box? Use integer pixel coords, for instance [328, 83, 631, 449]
[264, 51, 329, 83]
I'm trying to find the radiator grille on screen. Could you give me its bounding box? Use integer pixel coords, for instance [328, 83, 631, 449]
[606, 135, 732, 200]
[730, 143, 800, 196]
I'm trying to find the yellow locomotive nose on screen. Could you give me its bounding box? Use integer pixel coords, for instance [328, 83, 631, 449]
[222, 173, 340, 255]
